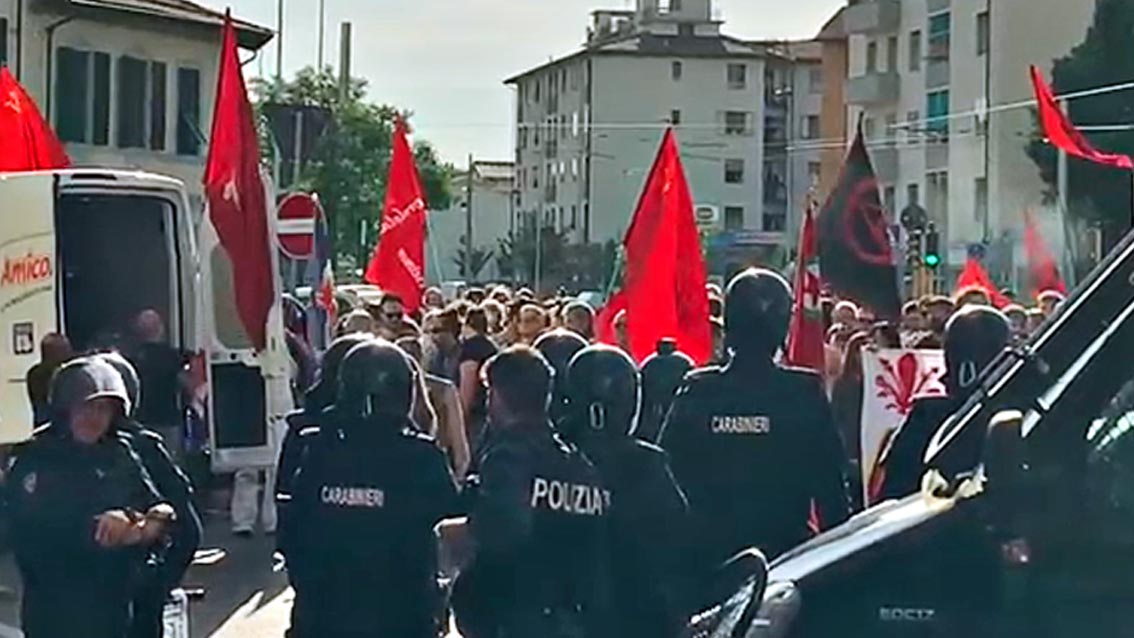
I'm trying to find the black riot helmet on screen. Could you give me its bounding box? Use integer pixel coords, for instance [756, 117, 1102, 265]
[943, 305, 1010, 398]
[638, 338, 695, 443]
[307, 333, 371, 411]
[336, 339, 415, 421]
[724, 268, 793, 359]
[563, 344, 641, 442]
[534, 329, 589, 421]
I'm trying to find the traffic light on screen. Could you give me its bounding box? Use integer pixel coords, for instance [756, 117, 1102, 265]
[923, 223, 941, 269]
[906, 228, 923, 269]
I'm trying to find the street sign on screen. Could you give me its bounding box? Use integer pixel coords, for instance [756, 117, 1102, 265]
[277, 193, 322, 259]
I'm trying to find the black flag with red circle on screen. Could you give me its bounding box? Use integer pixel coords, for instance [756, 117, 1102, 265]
[817, 125, 902, 319]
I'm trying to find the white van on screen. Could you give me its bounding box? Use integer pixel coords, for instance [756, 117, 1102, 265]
[0, 169, 289, 471]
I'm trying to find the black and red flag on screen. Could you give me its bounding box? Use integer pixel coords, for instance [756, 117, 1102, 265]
[817, 125, 902, 319]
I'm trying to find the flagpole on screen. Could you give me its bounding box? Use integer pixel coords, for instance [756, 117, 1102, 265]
[1057, 99, 1069, 221]
[275, 0, 284, 80]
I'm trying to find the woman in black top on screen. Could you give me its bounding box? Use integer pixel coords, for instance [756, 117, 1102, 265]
[459, 307, 498, 449]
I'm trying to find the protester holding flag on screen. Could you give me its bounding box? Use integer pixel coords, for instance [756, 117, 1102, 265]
[608, 129, 711, 364]
[786, 204, 825, 374]
[818, 123, 902, 320]
[953, 257, 1010, 308]
[204, 13, 283, 537]
[365, 119, 428, 314]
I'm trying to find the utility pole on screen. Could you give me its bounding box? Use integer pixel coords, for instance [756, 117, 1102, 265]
[465, 154, 474, 280]
[275, 0, 284, 79]
[317, 0, 327, 68]
[338, 22, 352, 102]
[331, 19, 351, 274]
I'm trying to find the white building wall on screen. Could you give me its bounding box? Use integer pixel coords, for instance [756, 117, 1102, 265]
[787, 57, 823, 240]
[427, 175, 514, 285]
[588, 54, 765, 244]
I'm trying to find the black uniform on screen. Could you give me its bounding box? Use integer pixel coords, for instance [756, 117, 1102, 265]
[660, 269, 850, 566]
[454, 425, 612, 638]
[876, 305, 1011, 500]
[562, 345, 689, 638]
[98, 352, 202, 638]
[286, 339, 457, 638]
[5, 359, 164, 638]
[276, 333, 371, 556]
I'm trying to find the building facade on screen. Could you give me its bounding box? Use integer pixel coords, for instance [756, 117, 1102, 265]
[426, 160, 516, 285]
[506, 0, 825, 276]
[0, 0, 271, 215]
[844, 0, 1094, 280]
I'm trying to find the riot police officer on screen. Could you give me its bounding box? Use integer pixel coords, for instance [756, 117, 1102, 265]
[562, 344, 689, 638]
[276, 333, 371, 508]
[533, 329, 588, 426]
[98, 352, 202, 638]
[453, 345, 612, 638]
[5, 357, 174, 638]
[875, 305, 1011, 501]
[660, 268, 850, 567]
[285, 339, 457, 638]
[637, 338, 695, 444]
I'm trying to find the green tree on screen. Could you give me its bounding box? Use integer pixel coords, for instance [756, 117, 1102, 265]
[453, 234, 494, 281]
[252, 67, 453, 277]
[497, 221, 616, 292]
[1026, 0, 1134, 244]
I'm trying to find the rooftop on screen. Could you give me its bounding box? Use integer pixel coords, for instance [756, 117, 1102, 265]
[472, 161, 515, 182]
[505, 31, 764, 83]
[66, 0, 274, 49]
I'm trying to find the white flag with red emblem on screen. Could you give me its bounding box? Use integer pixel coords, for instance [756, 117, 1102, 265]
[859, 349, 947, 502]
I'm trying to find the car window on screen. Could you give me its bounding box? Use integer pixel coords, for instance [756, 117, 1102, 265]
[1085, 378, 1134, 538]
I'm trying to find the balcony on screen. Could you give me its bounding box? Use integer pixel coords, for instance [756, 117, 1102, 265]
[846, 71, 900, 105]
[544, 139, 558, 159]
[844, 0, 901, 35]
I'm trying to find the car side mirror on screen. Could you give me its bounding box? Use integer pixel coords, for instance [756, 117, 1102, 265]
[703, 548, 769, 613]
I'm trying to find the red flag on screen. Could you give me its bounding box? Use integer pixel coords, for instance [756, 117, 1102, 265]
[364, 119, 427, 313]
[1030, 65, 1134, 170]
[786, 204, 825, 373]
[595, 290, 628, 347]
[203, 13, 274, 350]
[622, 129, 711, 364]
[0, 67, 70, 171]
[953, 257, 1011, 308]
[1023, 209, 1068, 298]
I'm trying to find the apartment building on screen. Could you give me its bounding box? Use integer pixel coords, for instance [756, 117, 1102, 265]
[506, 0, 825, 275]
[0, 0, 271, 213]
[844, 0, 1094, 276]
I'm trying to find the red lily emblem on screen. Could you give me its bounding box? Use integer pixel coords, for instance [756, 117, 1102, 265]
[874, 352, 946, 415]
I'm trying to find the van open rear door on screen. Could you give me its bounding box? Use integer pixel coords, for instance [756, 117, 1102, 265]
[0, 173, 58, 444]
[198, 190, 292, 473]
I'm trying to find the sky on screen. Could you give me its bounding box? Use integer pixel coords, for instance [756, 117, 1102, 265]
[217, 0, 844, 165]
